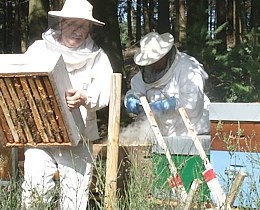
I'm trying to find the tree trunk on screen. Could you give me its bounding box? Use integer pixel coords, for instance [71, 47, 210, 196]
[3, 0, 13, 53]
[169, 0, 175, 36]
[149, 0, 154, 32]
[177, 0, 186, 44]
[28, 0, 49, 46]
[239, 0, 247, 38]
[235, 0, 241, 45]
[127, 0, 134, 45]
[136, 0, 142, 42]
[250, 0, 260, 30]
[20, 0, 29, 53]
[216, 0, 227, 52]
[90, 0, 124, 74]
[157, 0, 170, 33]
[186, 0, 208, 56]
[13, 0, 21, 53]
[143, 0, 150, 34]
[227, 0, 236, 48]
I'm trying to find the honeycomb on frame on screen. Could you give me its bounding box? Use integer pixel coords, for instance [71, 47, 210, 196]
[0, 53, 84, 147]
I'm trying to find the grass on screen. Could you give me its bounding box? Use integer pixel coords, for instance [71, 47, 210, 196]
[0, 129, 259, 209]
[89, 145, 214, 210]
[0, 179, 23, 209]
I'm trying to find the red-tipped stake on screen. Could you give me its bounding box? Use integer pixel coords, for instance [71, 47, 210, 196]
[178, 107, 230, 209]
[140, 96, 187, 203]
[203, 167, 227, 208]
[183, 179, 202, 210]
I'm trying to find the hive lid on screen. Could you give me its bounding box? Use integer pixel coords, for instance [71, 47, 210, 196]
[0, 53, 63, 74]
[209, 103, 260, 121]
[152, 135, 211, 155]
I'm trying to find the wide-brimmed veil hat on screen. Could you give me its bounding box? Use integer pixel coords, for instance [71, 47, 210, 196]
[48, 0, 105, 26]
[134, 32, 174, 66]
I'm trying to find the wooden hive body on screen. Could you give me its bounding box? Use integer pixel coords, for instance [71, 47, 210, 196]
[209, 103, 260, 152]
[0, 53, 84, 147]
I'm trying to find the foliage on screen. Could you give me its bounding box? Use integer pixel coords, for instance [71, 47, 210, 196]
[200, 29, 260, 102]
[0, 179, 22, 209]
[119, 22, 129, 49]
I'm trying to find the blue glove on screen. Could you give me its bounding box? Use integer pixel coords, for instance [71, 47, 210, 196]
[125, 95, 143, 114]
[150, 97, 176, 113]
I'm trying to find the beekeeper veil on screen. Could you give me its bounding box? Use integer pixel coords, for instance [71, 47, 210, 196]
[45, 0, 105, 40]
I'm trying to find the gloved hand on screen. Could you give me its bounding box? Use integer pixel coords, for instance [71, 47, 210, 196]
[125, 95, 143, 114]
[150, 97, 176, 113]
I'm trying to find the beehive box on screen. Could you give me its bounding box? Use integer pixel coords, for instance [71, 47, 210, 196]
[209, 103, 260, 208]
[151, 136, 211, 200]
[209, 102, 260, 152]
[90, 139, 152, 198]
[0, 53, 84, 147]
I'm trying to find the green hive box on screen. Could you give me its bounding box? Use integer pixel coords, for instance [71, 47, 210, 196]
[152, 135, 211, 201]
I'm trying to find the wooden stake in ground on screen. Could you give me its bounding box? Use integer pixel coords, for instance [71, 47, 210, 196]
[183, 179, 202, 210]
[140, 96, 187, 203]
[225, 171, 247, 207]
[178, 107, 230, 209]
[104, 73, 122, 210]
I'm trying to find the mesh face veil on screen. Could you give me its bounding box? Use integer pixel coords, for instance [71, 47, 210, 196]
[44, 0, 104, 49]
[44, 15, 96, 51]
[141, 47, 176, 84]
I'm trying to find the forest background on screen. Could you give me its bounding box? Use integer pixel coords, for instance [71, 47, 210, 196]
[0, 0, 259, 109]
[0, 1, 259, 209]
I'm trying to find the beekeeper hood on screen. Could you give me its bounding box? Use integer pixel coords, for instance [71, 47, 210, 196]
[48, 0, 104, 29]
[134, 32, 174, 66]
[42, 0, 105, 72]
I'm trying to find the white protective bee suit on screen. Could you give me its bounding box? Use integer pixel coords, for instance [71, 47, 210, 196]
[125, 46, 210, 137]
[21, 29, 113, 209]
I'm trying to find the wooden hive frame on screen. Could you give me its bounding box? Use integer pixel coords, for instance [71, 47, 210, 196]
[0, 53, 84, 147]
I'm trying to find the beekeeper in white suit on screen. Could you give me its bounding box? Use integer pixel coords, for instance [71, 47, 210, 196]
[22, 0, 113, 209]
[124, 32, 210, 136]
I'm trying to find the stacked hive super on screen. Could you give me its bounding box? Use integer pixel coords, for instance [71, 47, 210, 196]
[0, 53, 84, 147]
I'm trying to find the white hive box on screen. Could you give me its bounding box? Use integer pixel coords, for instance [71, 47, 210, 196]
[0, 53, 84, 147]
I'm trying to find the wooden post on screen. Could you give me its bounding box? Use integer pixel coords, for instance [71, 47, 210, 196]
[225, 171, 247, 207]
[178, 107, 230, 209]
[104, 73, 122, 210]
[0, 146, 18, 186]
[140, 96, 187, 203]
[183, 179, 202, 210]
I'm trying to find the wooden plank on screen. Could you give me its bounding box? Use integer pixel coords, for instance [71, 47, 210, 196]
[140, 96, 187, 203]
[5, 142, 72, 147]
[35, 77, 62, 143]
[43, 77, 68, 143]
[6, 78, 27, 144]
[0, 79, 20, 143]
[6, 77, 33, 144]
[104, 73, 122, 210]
[27, 77, 55, 143]
[13, 77, 35, 144]
[20, 77, 48, 143]
[0, 96, 13, 144]
[178, 107, 228, 209]
[211, 121, 260, 152]
[183, 179, 202, 210]
[49, 56, 84, 145]
[225, 171, 247, 207]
